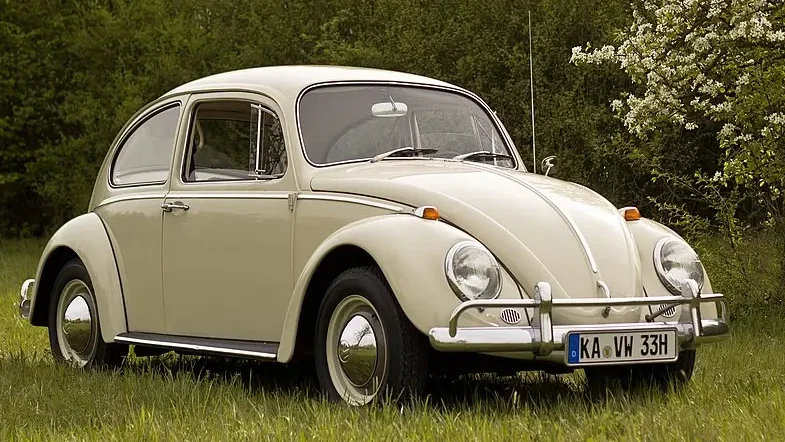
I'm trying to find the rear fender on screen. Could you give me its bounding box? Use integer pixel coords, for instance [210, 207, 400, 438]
[29, 213, 127, 342]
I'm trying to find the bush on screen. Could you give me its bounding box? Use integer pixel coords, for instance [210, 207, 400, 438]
[695, 231, 783, 322]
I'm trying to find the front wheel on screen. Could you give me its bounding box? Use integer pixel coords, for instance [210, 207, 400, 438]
[314, 266, 429, 405]
[584, 349, 696, 392]
[47, 258, 127, 369]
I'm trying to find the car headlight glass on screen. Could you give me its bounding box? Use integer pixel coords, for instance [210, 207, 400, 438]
[654, 238, 704, 294]
[445, 241, 502, 301]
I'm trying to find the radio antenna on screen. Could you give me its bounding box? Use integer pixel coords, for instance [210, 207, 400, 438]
[528, 10, 537, 174]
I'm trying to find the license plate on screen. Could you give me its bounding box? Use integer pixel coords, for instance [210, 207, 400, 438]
[565, 329, 678, 366]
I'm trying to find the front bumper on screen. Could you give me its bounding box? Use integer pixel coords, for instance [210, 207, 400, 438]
[18, 279, 34, 320]
[429, 280, 729, 357]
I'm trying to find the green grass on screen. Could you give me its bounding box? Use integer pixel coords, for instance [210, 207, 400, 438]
[1, 239, 784, 441]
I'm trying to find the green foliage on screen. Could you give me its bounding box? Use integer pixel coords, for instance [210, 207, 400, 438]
[1, 0, 636, 235]
[570, 0, 785, 290]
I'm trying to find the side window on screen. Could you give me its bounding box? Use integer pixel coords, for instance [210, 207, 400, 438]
[184, 100, 287, 182]
[112, 105, 181, 186]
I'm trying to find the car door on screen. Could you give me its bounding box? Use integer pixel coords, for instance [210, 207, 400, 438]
[161, 92, 294, 342]
[94, 101, 184, 334]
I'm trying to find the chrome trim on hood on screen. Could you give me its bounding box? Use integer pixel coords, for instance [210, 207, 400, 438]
[484, 166, 599, 274]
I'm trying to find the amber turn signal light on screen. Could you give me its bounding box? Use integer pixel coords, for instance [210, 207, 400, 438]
[622, 206, 641, 221]
[413, 206, 440, 220]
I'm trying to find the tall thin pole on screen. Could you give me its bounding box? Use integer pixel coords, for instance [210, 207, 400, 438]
[528, 10, 537, 174]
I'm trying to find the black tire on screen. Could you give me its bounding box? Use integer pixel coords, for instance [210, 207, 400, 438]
[584, 349, 696, 393]
[48, 258, 127, 369]
[314, 266, 429, 405]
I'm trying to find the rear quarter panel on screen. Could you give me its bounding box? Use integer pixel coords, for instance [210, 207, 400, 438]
[29, 213, 127, 341]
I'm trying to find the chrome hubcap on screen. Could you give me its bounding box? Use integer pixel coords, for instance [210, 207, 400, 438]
[338, 315, 378, 386]
[326, 295, 387, 405]
[56, 280, 96, 367]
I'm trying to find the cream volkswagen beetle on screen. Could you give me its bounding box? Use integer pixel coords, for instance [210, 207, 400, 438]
[18, 66, 729, 405]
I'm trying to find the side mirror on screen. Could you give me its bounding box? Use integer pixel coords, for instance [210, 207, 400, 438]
[541, 155, 556, 177]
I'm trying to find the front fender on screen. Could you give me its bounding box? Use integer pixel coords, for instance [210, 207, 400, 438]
[29, 213, 127, 342]
[627, 217, 719, 320]
[277, 214, 525, 362]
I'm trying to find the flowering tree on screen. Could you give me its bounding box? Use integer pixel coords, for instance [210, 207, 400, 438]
[570, 0, 785, 228]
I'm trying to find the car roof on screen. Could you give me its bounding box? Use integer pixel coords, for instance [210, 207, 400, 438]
[163, 65, 461, 99]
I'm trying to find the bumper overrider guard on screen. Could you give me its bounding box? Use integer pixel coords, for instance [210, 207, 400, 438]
[18, 278, 34, 320]
[429, 280, 729, 359]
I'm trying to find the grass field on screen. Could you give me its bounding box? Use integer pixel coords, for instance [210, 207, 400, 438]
[1, 239, 783, 441]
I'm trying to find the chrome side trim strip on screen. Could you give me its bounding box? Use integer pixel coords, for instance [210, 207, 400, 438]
[114, 335, 277, 359]
[164, 192, 290, 200]
[94, 193, 168, 209]
[297, 193, 406, 212]
[97, 192, 292, 209]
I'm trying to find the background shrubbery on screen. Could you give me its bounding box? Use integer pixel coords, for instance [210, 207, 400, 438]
[1, 0, 782, 318]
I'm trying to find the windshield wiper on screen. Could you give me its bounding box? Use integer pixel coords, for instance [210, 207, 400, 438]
[369, 146, 438, 163]
[452, 151, 513, 161]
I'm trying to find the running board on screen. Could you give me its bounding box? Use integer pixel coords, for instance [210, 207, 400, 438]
[114, 332, 278, 360]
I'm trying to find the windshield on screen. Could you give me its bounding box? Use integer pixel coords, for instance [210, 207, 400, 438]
[298, 85, 516, 167]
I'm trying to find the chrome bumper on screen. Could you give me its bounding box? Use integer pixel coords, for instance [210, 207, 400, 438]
[428, 280, 729, 356]
[19, 279, 34, 320]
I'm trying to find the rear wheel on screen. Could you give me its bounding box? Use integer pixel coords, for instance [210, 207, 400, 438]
[584, 349, 696, 392]
[47, 258, 127, 368]
[314, 266, 429, 405]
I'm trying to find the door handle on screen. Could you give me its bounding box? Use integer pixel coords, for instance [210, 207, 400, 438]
[161, 202, 190, 212]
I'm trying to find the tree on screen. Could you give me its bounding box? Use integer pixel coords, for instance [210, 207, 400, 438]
[570, 0, 785, 298]
[570, 0, 785, 218]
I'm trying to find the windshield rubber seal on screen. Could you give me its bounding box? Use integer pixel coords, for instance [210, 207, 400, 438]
[294, 80, 521, 170]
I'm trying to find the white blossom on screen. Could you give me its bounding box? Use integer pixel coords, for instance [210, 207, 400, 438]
[570, 0, 784, 189]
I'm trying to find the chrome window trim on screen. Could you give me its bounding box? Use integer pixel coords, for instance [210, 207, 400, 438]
[108, 101, 183, 189]
[113, 335, 276, 359]
[294, 81, 521, 169]
[178, 97, 288, 186]
[297, 193, 407, 212]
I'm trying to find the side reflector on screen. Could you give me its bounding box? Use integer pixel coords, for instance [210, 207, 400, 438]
[622, 206, 641, 221]
[413, 206, 440, 220]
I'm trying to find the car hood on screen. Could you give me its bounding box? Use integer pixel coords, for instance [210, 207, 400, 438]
[309, 160, 644, 322]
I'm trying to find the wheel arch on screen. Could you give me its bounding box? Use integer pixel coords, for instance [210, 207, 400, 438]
[30, 246, 80, 327]
[287, 244, 378, 364]
[28, 213, 128, 341]
[277, 214, 477, 363]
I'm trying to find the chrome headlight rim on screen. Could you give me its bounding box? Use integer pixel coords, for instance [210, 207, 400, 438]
[444, 240, 503, 301]
[653, 237, 705, 295]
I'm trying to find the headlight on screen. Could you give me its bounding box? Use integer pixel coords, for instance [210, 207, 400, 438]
[653, 237, 704, 295]
[445, 241, 502, 301]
